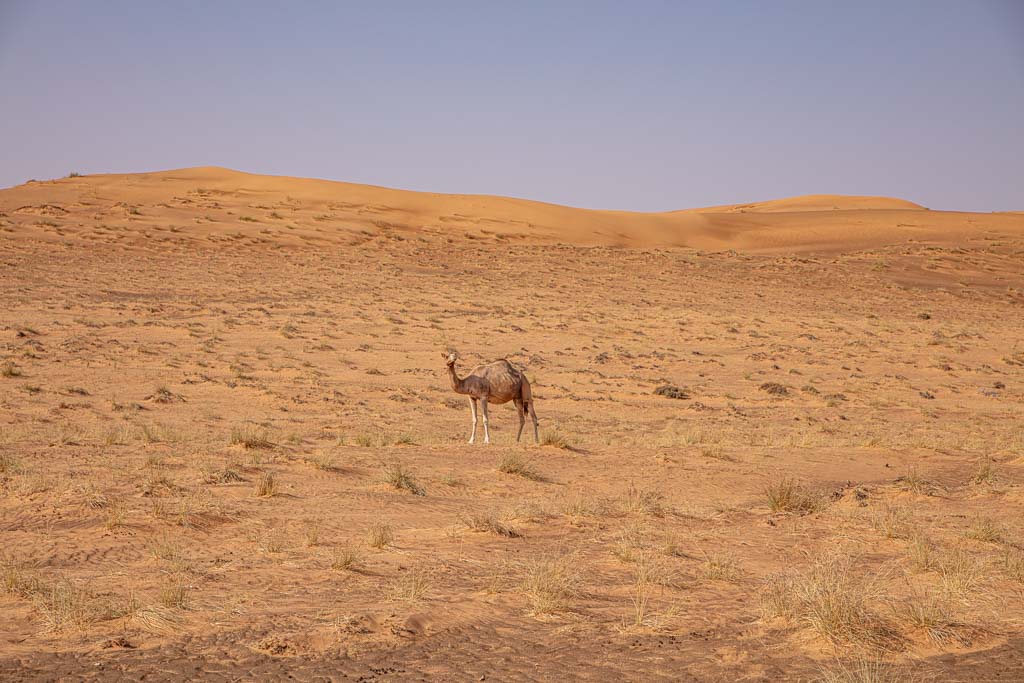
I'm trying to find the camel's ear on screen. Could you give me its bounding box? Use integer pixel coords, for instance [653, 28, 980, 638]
[440, 351, 447, 359]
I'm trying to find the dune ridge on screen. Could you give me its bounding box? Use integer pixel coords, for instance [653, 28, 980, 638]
[2, 166, 1021, 253]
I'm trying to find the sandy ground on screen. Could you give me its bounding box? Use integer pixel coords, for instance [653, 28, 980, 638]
[1, 169, 1023, 681]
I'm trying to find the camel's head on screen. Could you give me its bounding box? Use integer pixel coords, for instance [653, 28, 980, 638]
[441, 351, 459, 367]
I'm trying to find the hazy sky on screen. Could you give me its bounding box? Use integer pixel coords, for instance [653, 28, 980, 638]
[2, 1, 1022, 211]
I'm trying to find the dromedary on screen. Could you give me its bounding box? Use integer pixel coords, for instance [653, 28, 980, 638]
[442, 351, 539, 444]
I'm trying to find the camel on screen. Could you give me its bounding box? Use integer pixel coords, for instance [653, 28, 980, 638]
[442, 351, 539, 444]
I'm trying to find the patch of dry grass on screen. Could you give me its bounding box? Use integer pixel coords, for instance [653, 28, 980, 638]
[230, 425, 274, 449]
[897, 591, 970, 645]
[520, 553, 583, 616]
[496, 452, 542, 480]
[330, 544, 362, 571]
[937, 546, 987, 602]
[389, 567, 432, 603]
[621, 482, 666, 517]
[367, 521, 394, 549]
[764, 476, 827, 515]
[815, 658, 911, 683]
[540, 429, 572, 449]
[699, 552, 744, 583]
[253, 471, 278, 497]
[760, 554, 896, 648]
[383, 461, 425, 495]
[869, 504, 913, 540]
[963, 516, 1005, 544]
[461, 508, 522, 538]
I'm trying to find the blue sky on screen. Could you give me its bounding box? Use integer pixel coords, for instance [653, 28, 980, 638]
[1, 1, 1021, 210]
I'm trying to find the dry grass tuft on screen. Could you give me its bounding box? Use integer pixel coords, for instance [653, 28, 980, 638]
[496, 452, 543, 480]
[898, 591, 970, 645]
[699, 552, 744, 583]
[621, 482, 666, 517]
[307, 450, 338, 471]
[937, 546, 987, 602]
[230, 426, 274, 450]
[1, 360, 23, 378]
[760, 554, 896, 648]
[1000, 549, 1024, 583]
[612, 522, 648, 563]
[367, 521, 394, 549]
[389, 567, 433, 603]
[869, 504, 913, 540]
[158, 575, 189, 609]
[382, 461, 425, 495]
[33, 577, 110, 633]
[816, 658, 911, 683]
[764, 476, 827, 515]
[253, 471, 278, 498]
[330, 544, 362, 571]
[905, 532, 936, 573]
[520, 553, 583, 616]
[963, 516, 1005, 544]
[895, 467, 935, 496]
[627, 551, 675, 627]
[540, 429, 573, 449]
[461, 508, 522, 538]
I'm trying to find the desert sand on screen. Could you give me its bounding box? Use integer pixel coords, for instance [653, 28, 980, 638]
[1, 168, 1023, 681]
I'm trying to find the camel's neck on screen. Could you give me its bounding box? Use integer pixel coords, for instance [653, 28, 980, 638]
[447, 364, 468, 394]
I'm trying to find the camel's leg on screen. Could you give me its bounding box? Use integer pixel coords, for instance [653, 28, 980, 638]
[514, 398, 526, 443]
[468, 398, 478, 444]
[528, 401, 539, 444]
[480, 397, 491, 444]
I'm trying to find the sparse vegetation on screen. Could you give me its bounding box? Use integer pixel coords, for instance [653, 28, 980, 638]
[520, 553, 582, 616]
[253, 471, 278, 497]
[231, 426, 274, 449]
[496, 452, 542, 480]
[1, 361, 23, 378]
[760, 554, 895, 647]
[461, 508, 522, 537]
[539, 429, 572, 449]
[366, 521, 394, 549]
[330, 544, 362, 571]
[383, 461, 425, 495]
[764, 476, 827, 514]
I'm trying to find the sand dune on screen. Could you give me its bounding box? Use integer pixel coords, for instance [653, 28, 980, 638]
[2, 167, 1024, 680]
[2, 167, 1021, 253]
